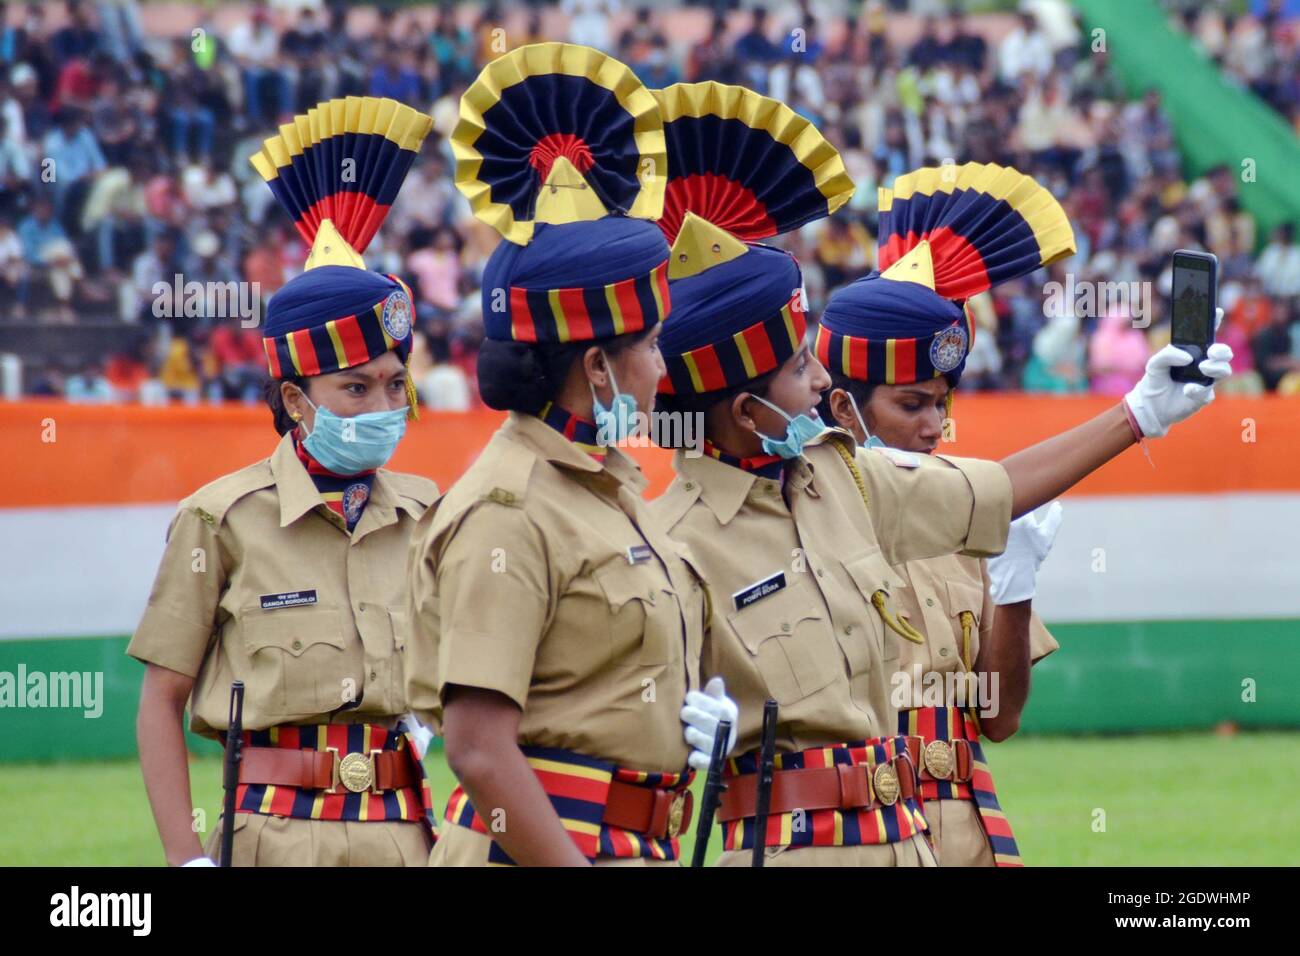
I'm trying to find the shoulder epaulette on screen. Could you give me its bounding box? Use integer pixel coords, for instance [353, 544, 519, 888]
[476, 439, 535, 509]
[382, 471, 440, 508]
[179, 458, 276, 527]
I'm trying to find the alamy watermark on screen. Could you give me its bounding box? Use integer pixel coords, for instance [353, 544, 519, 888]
[1043, 274, 1151, 328]
[890, 664, 1000, 719]
[0, 664, 103, 718]
[596, 406, 705, 457]
[152, 274, 262, 328]
[50, 886, 150, 936]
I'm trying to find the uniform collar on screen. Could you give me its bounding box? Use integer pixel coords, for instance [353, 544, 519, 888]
[701, 438, 784, 479]
[538, 401, 606, 462]
[271, 431, 325, 527]
[675, 448, 764, 526]
[675, 432, 840, 524]
[504, 410, 648, 495]
[783, 426, 857, 496]
[270, 430, 422, 530]
[351, 467, 412, 541]
[602, 446, 649, 495]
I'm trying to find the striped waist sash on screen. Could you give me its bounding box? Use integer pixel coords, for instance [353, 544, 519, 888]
[898, 706, 1021, 866]
[228, 723, 435, 830]
[445, 746, 693, 866]
[719, 735, 928, 852]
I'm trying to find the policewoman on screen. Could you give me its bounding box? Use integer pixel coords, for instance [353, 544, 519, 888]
[405, 43, 732, 868]
[650, 87, 1235, 866]
[816, 162, 1072, 866]
[130, 96, 439, 867]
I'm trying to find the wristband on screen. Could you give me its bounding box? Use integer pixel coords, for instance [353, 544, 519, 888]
[1121, 400, 1155, 469]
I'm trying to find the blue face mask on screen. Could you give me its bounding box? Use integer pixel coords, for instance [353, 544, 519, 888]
[590, 352, 639, 446]
[300, 393, 408, 474]
[749, 394, 825, 459]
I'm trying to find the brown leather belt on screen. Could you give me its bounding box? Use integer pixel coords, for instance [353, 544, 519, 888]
[717, 756, 917, 823]
[238, 746, 418, 794]
[603, 781, 694, 840]
[903, 735, 974, 784]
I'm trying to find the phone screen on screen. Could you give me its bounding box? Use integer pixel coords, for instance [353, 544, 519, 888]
[1171, 259, 1211, 345]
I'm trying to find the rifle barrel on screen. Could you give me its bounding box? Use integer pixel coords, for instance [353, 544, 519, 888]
[751, 699, 779, 867]
[690, 717, 732, 868]
[220, 680, 245, 868]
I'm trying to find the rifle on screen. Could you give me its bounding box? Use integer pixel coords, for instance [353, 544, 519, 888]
[220, 680, 245, 868]
[751, 699, 779, 867]
[690, 717, 732, 868]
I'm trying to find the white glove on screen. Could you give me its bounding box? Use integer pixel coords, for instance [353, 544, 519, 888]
[182, 856, 216, 867]
[401, 712, 434, 761]
[1124, 309, 1232, 438]
[681, 677, 739, 772]
[987, 501, 1064, 605]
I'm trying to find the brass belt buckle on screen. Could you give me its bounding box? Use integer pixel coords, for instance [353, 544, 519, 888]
[923, 739, 954, 781]
[666, 792, 687, 839]
[327, 746, 377, 794]
[872, 762, 901, 806]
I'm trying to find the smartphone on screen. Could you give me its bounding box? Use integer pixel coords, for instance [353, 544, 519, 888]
[1169, 250, 1217, 385]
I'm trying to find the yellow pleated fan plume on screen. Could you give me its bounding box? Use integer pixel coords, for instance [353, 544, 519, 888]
[654, 80, 855, 249]
[453, 42, 667, 245]
[249, 95, 434, 267]
[877, 161, 1076, 300]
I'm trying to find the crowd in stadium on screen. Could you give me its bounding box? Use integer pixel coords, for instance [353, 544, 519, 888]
[1170, 0, 1300, 131]
[2, 0, 1299, 406]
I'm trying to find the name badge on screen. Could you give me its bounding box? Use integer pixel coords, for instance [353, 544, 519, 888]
[260, 589, 318, 610]
[626, 544, 653, 565]
[732, 571, 786, 611]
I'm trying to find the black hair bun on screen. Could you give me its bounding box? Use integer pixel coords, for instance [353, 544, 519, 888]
[477, 338, 553, 414]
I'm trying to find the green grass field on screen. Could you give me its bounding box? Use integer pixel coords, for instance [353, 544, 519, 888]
[6, 731, 1296, 866]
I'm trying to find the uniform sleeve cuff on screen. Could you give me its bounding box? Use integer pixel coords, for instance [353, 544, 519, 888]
[938, 455, 1013, 557]
[1028, 612, 1060, 664]
[125, 606, 212, 678]
[438, 634, 534, 712]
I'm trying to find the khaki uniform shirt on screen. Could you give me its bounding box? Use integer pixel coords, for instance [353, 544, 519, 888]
[127, 432, 439, 738]
[650, 430, 1012, 757]
[889, 552, 1059, 709]
[406, 412, 706, 774]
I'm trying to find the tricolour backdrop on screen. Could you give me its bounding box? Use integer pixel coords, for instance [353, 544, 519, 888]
[2, 397, 1297, 761]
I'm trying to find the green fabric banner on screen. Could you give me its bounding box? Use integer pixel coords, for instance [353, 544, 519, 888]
[1, 623, 1295, 761]
[1074, 0, 1300, 243]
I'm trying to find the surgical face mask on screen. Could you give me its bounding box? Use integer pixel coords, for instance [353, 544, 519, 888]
[590, 351, 639, 445]
[298, 392, 407, 474]
[847, 394, 886, 449]
[748, 393, 824, 459]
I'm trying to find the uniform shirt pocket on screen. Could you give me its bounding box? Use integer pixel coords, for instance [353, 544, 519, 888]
[593, 560, 676, 667]
[842, 550, 910, 663]
[239, 605, 350, 718]
[725, 580, 837, 706]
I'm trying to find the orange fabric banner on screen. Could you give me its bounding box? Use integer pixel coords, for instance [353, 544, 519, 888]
[1, 397, 1294, 508]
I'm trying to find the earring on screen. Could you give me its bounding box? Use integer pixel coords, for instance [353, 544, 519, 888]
[291, 412, 303, 422]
